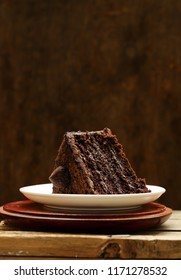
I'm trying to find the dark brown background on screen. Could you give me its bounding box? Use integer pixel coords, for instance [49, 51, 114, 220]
[0, 0, 180, 209]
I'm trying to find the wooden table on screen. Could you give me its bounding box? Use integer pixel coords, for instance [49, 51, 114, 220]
[0, 210, 181, 259]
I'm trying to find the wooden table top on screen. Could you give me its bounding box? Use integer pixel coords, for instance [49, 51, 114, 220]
[0, 210, 181, 259]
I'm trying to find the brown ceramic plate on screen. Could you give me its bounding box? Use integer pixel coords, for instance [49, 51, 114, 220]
[0, 200, 172, 234]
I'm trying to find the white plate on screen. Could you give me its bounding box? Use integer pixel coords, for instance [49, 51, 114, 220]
[19, 184, 166, 211]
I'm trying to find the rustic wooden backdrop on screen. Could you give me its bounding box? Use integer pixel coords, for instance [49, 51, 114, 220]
[0, 0, 180, 209]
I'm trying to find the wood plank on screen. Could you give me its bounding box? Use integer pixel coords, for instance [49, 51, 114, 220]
[0, 228, 181, 259]
[168, 210, 181, 219]
[157, 220, 181, 231]
[0, 232, 181, 259]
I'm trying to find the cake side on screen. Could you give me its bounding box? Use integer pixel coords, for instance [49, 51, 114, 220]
[50, 132, 96, 194]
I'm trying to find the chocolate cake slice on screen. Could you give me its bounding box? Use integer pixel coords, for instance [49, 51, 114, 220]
[49, 128, 150, 194]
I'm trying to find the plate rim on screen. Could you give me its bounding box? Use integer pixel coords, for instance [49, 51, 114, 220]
[20, 183, 165, 197]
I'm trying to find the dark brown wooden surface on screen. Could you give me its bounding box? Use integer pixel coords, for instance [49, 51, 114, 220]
[0, 1, 181, 209]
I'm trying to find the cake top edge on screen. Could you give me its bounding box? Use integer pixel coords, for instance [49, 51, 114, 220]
[64, 127, 113, 137]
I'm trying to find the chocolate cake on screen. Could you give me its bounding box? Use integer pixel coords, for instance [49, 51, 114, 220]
[49, 128, 150, 194]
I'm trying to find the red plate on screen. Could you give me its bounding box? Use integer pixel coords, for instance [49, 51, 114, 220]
[0, 200, 172, 234]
